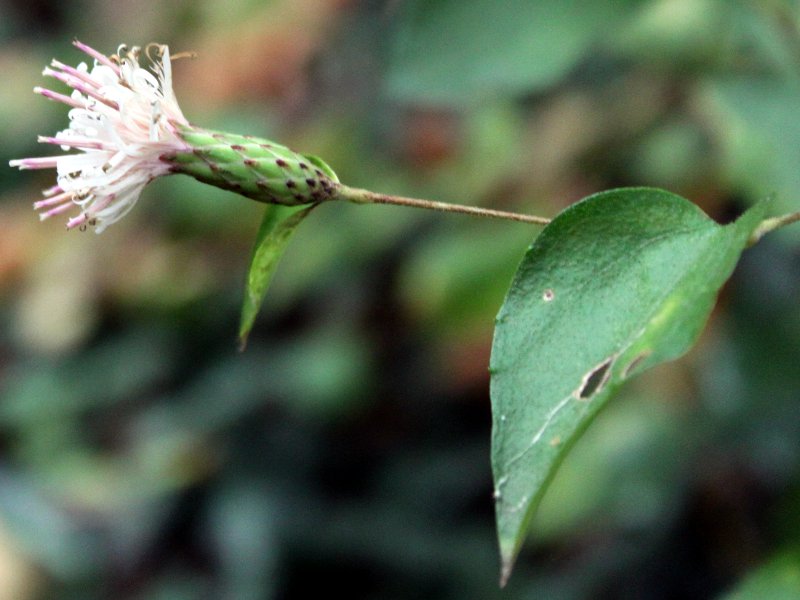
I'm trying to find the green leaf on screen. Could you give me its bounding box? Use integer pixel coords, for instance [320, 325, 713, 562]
[387, 0, 640, 106]
[489, 188, 769, 585]
[238, 204, 317, 349]
[721, 548, 800, 600]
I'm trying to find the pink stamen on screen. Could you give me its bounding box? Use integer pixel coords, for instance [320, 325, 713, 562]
[43, 69, 119, 110]
[9, 156, 61, 170]
[34, 86, 86, 109]
[66, 214, 89, 229]
[40, 200, 75, 220]
[87, 194, 114, 214]
[38, 135, 109, 150]
[50, 59, 102, 88]
[34, 191, 73, 209]
[42, 185, 63, 197]
[72, 40, 121, 76]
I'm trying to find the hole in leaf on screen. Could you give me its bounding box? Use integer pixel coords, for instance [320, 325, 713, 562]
[542, 289, 555, 302]
[622, 351, 651, 379]
[578, 358, 613, 399]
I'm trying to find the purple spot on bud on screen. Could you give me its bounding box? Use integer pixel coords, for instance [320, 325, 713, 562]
[276, 159, 288, 168]
[231, 144, 245, 151]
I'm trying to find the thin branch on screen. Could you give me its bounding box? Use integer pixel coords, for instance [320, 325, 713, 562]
[748, 210, 800, 246]
[337, 185, 551, 226]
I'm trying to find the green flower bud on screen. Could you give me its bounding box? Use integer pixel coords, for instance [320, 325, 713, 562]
[164, 126, 339, 206]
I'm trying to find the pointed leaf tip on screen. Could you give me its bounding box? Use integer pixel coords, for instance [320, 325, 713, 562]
[499, 560, 513, 588]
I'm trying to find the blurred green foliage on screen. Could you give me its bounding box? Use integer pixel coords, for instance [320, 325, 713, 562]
[0, 0, 799, 598]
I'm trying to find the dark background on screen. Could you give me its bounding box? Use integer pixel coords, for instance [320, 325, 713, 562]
[1, 1, 799, 598]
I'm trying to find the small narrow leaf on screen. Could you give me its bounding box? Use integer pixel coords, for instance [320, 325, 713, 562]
[238, 204, 317, 349]
[490, 188, 769, 585]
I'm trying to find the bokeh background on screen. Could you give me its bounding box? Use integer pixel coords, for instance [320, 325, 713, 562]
[1, 0, 800, 598]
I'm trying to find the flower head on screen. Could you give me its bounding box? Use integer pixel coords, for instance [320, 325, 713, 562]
[9, 41, 190, 232]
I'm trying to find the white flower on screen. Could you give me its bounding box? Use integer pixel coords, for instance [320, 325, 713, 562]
[9, 41, 190, 233]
